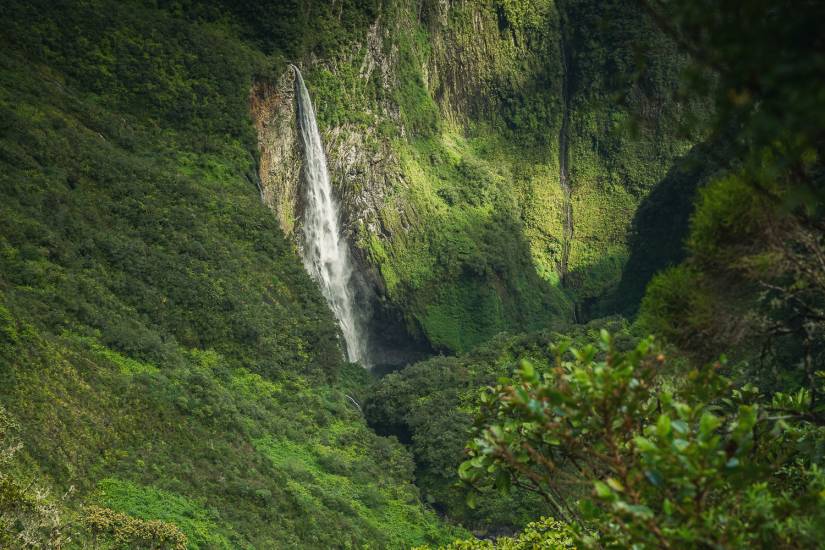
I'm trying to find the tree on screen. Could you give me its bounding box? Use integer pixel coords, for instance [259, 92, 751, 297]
[460, 332, 825, 548]
[634, 0, 825, 407]
[0, 405, 69, 548]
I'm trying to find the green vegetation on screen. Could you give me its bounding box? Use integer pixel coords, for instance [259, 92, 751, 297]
[458, 333, 825, 548]
[83, 505, 188, 550]
[2, 0, 823, 548]
[365, 318, 633, 533]
[254, 435, 455, 548]
[636, 0, 825, 388]
[93, 479, 233, 549]
[560, 0, 710, 311]
[423, 517, 575, 549]
[371, 127, 573, 352]
[0, 0, 461, 547]
[1, 404, 68, 548]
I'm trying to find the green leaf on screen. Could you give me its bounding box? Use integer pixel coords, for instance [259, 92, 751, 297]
[457, 460, 475, 480]
[699, 412, 721, 437]
[657, 414, 672, 438]
[671, 419, 689, 435]
[644, 469, 663, 487]
[594, 481, 612, 499]
[519, 360, 535, 381]
[578, 499, 599, 519]
[625, 504, 654, 519]
[634, 436, 657, 452]
[466, 491, 477, 509]
[606, 477, 624, 492]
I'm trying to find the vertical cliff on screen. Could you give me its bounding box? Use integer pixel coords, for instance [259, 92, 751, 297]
[250, 72, 301, 236]
[252, 0, 706, 353]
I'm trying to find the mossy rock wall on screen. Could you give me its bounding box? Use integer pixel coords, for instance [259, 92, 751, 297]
[257, 0, 707, 353]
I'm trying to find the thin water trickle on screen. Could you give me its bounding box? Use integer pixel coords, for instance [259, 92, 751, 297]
[292, 66, 369, 366]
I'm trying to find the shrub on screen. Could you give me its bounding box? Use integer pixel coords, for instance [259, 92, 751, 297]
[459, 331, 825, 548]
[421, 517, 574, 549]
[83, 505, 188, 550]
[0, 405, 68, 548]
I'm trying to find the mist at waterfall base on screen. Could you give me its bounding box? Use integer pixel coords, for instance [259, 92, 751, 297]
[292, 67, 371, 366]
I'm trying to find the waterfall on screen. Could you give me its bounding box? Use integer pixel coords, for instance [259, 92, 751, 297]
[292, 66, 369, 366]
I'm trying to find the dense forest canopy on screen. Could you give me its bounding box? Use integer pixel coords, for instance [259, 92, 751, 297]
[1, 0, 823, 548]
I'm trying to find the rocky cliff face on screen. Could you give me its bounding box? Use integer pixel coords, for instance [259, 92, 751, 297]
[251, 18, 404, 248]
[251, 16, 431, 363]
[250, 73, 301, 236]
[252, 0, 707, 354]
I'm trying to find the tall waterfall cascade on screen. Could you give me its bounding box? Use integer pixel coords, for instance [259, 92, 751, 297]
[292, 66, 369, 366]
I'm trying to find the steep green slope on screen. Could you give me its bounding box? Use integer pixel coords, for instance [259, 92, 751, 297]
[259, 0, 707, 355]
[0, 1, 460, 547]
[634, 0, 825, 386]
[561, 0, 706, 312]
[603, 133, 729, 317]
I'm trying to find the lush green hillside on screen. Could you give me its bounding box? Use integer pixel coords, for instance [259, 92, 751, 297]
[3, 0, 822, 548]
[365, 318, 634, 533]
[0, 1, 461, 547]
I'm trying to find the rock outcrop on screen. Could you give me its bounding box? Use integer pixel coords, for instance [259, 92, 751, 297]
[250, 71, 301, 237]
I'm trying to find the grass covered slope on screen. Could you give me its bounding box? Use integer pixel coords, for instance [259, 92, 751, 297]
[0, 1, 460, 547]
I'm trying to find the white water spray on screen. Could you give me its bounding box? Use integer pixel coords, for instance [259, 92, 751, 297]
[292, 66, 368, 365]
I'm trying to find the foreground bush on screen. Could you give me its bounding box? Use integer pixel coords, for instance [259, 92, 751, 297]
[459, 332, 825, 548]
